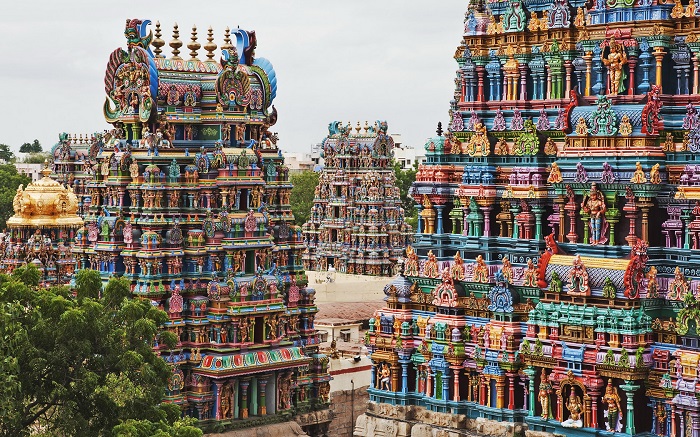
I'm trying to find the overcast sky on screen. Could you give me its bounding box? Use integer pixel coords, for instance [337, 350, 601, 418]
[0, 1, 466, 154]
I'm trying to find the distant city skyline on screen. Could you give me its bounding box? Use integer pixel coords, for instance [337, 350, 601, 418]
[0, 1, 465, 154]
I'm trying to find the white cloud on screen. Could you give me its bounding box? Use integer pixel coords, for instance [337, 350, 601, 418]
[0, 0, 465, 153]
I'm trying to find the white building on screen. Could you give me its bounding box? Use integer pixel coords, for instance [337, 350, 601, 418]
[390, 134, 425, 170]
[15, 163, 44, 181]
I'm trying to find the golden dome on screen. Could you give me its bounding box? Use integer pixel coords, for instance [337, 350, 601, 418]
[7, 165, 83, 229]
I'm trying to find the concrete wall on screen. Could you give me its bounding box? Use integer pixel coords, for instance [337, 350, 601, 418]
[329, 386, 369, 437]
[307, 271, 389, 303]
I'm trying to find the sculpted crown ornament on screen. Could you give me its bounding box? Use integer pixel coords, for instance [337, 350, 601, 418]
[9, 163, 82, 228]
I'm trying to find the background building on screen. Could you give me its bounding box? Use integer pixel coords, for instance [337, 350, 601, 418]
[302, 121, 413, 276]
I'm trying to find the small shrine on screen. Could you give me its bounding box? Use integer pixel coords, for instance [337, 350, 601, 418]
[356, 1, 700, 437]
[50, 19, 331, 434]
[0, 163, 82, 285]
[302, 120, 412, 276]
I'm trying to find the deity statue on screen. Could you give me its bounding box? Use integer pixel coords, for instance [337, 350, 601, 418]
[647, 266, 659, 298]
[569, 254, 591, 295]
[423, 250, 439, 278]
[602, 37, 628, 95]
[602, 380, 622, 432]
[404, 246, 419, 276]
[581, 183, 607, 245]
[650, 163, 661, 184]
[667, 266, 689, 300]
[563, 388, 584, 428]
[575, 116, 589, 135]
[451, 252, 465, 281]
[379, 363, 392, 391]
[523, 258, 538, 287]
[619, 115, 633, 136]
[631, 161, 647, 183]
[539, 369, 553, 420]
[473, 255, 489, 283]
[500, 256, 513, 283]
[547, 162, 563, 184]
[129, 159, 140, 181]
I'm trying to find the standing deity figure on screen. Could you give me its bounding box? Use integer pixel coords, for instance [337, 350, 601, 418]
[548, 162, 563, 184]
[539, 369, 553, 420]
[523, 258, 538, 287]
[581, 183, 607, 245]
[379, 363, 391, 391]
[603, 380, 622, 432]
[563, 388, 584, 428]
[602, 37, 628, 95]
[667, 266, 689, 300]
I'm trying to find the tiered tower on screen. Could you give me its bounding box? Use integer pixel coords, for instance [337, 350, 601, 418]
[0, 163, 82, 285]
[302, 121, 412, 276]
[54, 19, 330, 434]
[356, 2, 700, 437]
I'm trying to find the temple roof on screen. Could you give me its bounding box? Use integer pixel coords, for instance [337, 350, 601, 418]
[7, 165, 83, 229]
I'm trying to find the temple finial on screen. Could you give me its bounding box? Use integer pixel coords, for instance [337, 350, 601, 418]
[170, 23, 182, 60]
[204, 26, 217, 61]
[222, 27, 233, 52]
[153, 21, 165, 58]
[188, 25, 200, 60]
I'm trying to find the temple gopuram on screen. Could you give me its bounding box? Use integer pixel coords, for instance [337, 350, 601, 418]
[302, 121, 412, 276]
[0, 163, 82, 286]
[51, 19, 331, 434]
[356, 2, 700, 437]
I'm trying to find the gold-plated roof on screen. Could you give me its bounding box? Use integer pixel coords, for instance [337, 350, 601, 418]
[7, 165, 83, 228]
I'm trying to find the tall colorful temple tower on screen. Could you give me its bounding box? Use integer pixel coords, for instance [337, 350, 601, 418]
[302, 121, 412, 276]
[51, 19, 331, 434]
[356, 2, 700, 437]
[0, 163, 82, 285]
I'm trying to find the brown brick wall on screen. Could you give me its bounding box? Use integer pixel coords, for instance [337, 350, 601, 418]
[328, 386, 369, 437]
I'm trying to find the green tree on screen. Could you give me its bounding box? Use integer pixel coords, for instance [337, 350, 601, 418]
[22, 152, 51, 164]
[0, 273, 185, 437]
[290, 170, 320, 226]
[19, 139, 42, 154]
[0, 164, 31, 230]
[75, 268, 103, 300]
[0, 144, 15, 162]
[392, 161, 418, 228]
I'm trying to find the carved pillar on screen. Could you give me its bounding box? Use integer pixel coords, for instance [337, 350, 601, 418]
[557, 196, 566, 242]
[653, 47, 666, 92]
[426, 369, 433, 398]
[624, 200, 639, 246]
[480, 376, 487, 406]
[370, 364, 376, 389]
[639, 198, 653, 243]
[481, 206, 492, 237]
[584, 52, 593, 96]
[627, 57, 637, 96]
[620, 381, 639, 435]
[565, 60, 573, 95]
[477, 65, 486, 102]
[682, 209, 692, 250]
[565, 198, 578, 243]
[520, 64, 528, 100]
[400, 361, 409, 394]
[508, 373, 516, 410]
[442, 369, 451, 401]
[416, 205, 424, 234]
[693, 55, 699, 95]
[258, 376, 268, 415]
[524, 367, 536, 417]
[215, 382, 223, 419]
[436, 205, 444, 234]
[240, 379, 250, 419]
[452, 366, 461, 401]
[546, 66, 553, 99]
[672, 405, 677, 437]
[496, 377, 505, 409]
[510, 204, 520, 239]
[533, 205, 544, 241]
